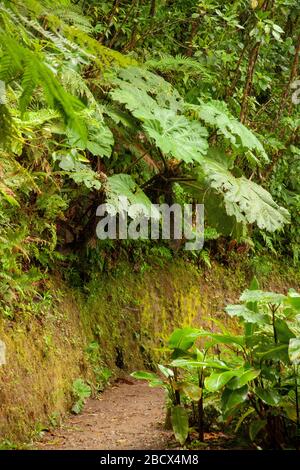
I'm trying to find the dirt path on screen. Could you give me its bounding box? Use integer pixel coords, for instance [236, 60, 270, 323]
[37, 378, 173, 450]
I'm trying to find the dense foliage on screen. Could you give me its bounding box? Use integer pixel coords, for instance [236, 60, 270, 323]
[0, 0, 299, 312]
[133, 280, 300, 449]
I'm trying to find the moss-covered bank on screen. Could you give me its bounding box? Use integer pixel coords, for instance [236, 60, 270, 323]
[0, 258, 299, 444]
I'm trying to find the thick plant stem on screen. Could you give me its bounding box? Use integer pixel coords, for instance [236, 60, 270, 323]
[198, 395, 204, 442]
[149, 0, 156, 18]
[173, 368, 180, 405]
[198, 369, 204, 441]
[295, 366, 300, 429]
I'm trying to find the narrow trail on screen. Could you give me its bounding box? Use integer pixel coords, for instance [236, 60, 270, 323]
[37, 379, 173, 450]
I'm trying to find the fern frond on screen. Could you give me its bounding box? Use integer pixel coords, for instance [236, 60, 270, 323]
[0, 52, 14, 83]
[52, 8, 93, 33]
[19, 54, 38, 114]
[145, 54, 212, 80]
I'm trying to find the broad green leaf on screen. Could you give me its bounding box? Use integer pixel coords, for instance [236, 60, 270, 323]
[72, 378, 91, 400]
[180, 179, 240, 237]
[240, 290, 286, 304]
[56, 151, 102, 189]
[170, 358, 228, 370]
[180, 382, 202, 401]
[221, 385, 248, 415]
[275, 319, 295, 343]
[168, 327, 202, 351]
[72, 399, 84, 415]
[171, 406, 189, 445]
[249, 419, 267, 441]
[249, 276, 260, 290]
[205, 370, 243, 392]
[255, 387, 281, 406]
[143, 111, 208, 163]
[158, 364, 174, 378]
[203, 159, 290, 232]
[106, 174, 157, 218]
[114, 66, 183, 112]
[225, 304, 267, 324]
[70, 168, 101, 190]
[111, 67, 208, 164]
[131, 371, 165, 387]
[111, 83, 159, 121]
[86, 124, 114, 157]
[227, 369, 261, 390]
[59, 153, 76, 171]
[256, 344, 288, 362]
[281, 403, 298, 422]
[286, 291, 300, 312]
[288, 338, 300, 365]
[206, 333, 245, 348]
[131, 371, 160, 381]
[191, 99, 269, 163]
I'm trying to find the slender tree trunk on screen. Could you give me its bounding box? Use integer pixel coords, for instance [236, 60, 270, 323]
[226, 42, 249, 98]
[108, 0, 138, 49]
[149, 0, 156, 18]
[239, 41, 260, 123]
[239, 0, 271, 122]
[185, 13, 203, 57]
[107, 0, 121, 25]
[274, 33, 300, 127]
[98, 0, 121, 42]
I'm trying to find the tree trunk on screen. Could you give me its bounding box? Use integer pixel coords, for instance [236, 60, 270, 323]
[240, 41, 260, 124]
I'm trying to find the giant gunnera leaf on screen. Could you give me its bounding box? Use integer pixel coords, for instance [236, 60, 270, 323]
[187, 100, 269, 164]
[203, 159, 290, 232]
[110, 67, 208, 163]
[143, 109, 208, 163]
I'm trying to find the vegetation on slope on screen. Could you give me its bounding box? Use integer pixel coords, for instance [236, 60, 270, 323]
[0, 0, 299, 449]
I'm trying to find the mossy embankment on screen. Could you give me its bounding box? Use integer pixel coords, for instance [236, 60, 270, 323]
[0, 257, 299, 444]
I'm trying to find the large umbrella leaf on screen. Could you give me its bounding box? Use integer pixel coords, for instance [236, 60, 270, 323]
[225, 304, 267, 324]
[240, 290, 286, 304]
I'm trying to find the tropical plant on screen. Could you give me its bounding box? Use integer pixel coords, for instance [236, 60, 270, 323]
[133, 280, 300, 448]
[71, 378, 92, 414]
